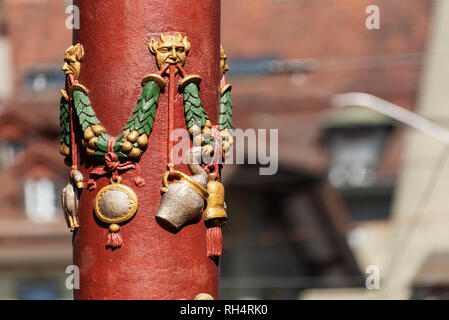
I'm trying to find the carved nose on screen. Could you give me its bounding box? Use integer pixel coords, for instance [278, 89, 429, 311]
[170, 48, 177, 60]
[62, 63, 69, 72]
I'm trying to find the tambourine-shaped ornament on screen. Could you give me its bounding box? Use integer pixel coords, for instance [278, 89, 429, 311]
[94, 177, 138, 248]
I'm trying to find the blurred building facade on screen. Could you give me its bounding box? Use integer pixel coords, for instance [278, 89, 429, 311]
[384, 0, 449, 300]
[0, 0, 72, 299]
[220, 0, 438, 300]
[0, 0, 447, 300]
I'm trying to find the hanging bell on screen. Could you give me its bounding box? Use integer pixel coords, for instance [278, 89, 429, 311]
[156, 153, 209, 232]
[204, 174, 227, 260]
[204, 175, 227, 227]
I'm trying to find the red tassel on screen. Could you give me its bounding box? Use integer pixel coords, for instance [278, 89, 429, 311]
[206, 227, 222, 259]
[106, 231, 123, 249]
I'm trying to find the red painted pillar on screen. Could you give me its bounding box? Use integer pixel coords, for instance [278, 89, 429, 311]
[72, 0, 221, 300]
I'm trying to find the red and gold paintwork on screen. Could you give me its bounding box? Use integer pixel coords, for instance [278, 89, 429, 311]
[71, 0, 221, 300]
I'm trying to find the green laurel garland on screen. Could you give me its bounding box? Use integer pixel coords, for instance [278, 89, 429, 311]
[182, 82, 234, 152]
[59, 97, 71, 147]
[182, 81, 234, 132]
[182, 82, 217, 149]
[72, 90, 112, 157]
[64, 80, 161, 161]
[183, 82, 209, 129]
[117, 81, 161, 141]
[219, 89, 233, 130]
[61, 79, 232, 162]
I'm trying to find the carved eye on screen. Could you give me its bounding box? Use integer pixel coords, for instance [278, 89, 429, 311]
[159, 47, 169, 53]
[176, 47, 185, 53]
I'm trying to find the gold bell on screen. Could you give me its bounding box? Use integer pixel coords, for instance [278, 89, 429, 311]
[204, 175, 227, 227]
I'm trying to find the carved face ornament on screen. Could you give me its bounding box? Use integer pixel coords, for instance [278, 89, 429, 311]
[149, 33, 191, 70]
[62, 43, 84, 80]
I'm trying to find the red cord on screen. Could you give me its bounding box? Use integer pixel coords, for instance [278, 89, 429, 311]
[67, 74, 78, 172]
[168, 65, 176, 174]
[206, 125, 223, 178]
[158, 64, 169, 76]
[87, 137, 145, 190]
[176, 64, 187, 78]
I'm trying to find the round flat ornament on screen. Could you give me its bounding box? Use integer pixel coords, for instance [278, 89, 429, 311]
[94, 181, 138, 225]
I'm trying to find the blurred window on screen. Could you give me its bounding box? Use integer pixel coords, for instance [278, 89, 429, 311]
[24, 70, 65, 93]
[327, 128, 388, 188]
[0, 141, 21, 169]
[324, 127, 394, 221]
[18, 281, 59, 300]
[229, 58, 313, 77]
[323, 99, 396, 221]
[24, 178, 57, 222]
[339, 185, 393, 221]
